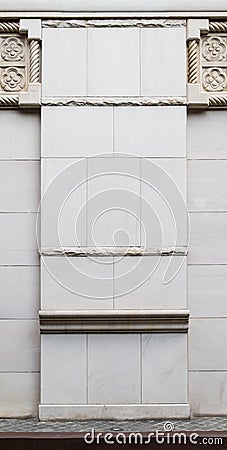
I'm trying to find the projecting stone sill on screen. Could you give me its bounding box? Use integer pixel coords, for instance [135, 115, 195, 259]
[39, 309, 190, 334]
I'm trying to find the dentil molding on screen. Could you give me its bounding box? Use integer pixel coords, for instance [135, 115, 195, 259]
[0, 19, 41, 108]
[187, 19, 227, 108]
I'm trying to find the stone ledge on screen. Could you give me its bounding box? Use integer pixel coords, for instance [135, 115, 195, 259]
[42, 19, 186, 28]
[39, 404, 190, 420]
[40, 246, 188, 257]
[42, 97, 187, 107]
[39, 309, 190, 334]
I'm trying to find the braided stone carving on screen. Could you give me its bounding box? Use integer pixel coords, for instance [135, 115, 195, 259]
[0, 22, 19, 33]
[29, 40, 40, 83]
[188, 40, 199, 84]
[0, 94, 18, 106]
[209, 22, 227, 33]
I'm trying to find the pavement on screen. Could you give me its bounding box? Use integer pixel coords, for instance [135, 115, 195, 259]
[0, 417, 227, 433]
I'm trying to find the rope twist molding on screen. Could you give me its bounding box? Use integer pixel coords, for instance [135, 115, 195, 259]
[0, 95, 18, 106]
[209, 95, 227, 106]
[209, 21, 227, 32]
[0, 21, 19, 32]
[187, 39, 199, 84]
[29, 40, 40, 83]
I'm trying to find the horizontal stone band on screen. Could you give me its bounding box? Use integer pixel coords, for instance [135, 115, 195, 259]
[39, 309, 190, 333]
[42, 96, 187, 106]
[42, 19, 186, 28]
[40, 246, 187, 257]
[39, 404, 190, 420]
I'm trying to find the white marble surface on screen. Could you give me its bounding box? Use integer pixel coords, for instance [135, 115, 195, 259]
[41, 158, 86, 247]
[114, 256, 187, 310]
[142, 334, 188, 403]
[189, 213, 227, 264]
[0, 373, 39, 418]
[189, 319, 227, 370]
[141, 28, 186, 97]
[42, 107, 113, 157]
[114, 107, 186, 157]
[41, 156, 187, 248]
[0, 267, 39, 319]
[0, 111, 40, 160]
[188, 265, 227, 318]
[41, 256, 114, 309]
[187, 111, 227, 160]
[0, 106, 41, 419]
[41, 335, 86, 404]
[1, 11, 226, 420]
[87, 157, 140, 246]
[141, 158, 187, 247]
[0, 161, 40, 212]
[87, 28, 140, 96]
[188, 160, 227, 212]
[88, 334, 140, 404]
[42, 29, 86, 96]
[0, 320, 40, 372]
[2, 0, 227, 12]
[0, 213, 39, 265]
[190, 372, 227, 416]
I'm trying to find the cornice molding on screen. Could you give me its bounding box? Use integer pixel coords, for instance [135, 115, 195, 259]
[39, 309, 190, 334]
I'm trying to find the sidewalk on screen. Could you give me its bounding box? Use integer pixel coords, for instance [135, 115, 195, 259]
[0, 417, 226, 433]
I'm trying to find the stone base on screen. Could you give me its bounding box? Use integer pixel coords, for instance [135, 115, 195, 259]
[39, 404, 190, 421]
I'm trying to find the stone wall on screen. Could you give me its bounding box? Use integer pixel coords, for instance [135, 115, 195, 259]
[0, 4, 226, 419]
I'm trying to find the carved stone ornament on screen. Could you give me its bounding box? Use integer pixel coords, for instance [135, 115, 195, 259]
[0, 20, 41, 108]
[187, 20, 227, 109]
[202, 67, 227, 91]
[1, 36, 25, 61]
[0, 67, 25, 91]
[202, 36, 227, 62]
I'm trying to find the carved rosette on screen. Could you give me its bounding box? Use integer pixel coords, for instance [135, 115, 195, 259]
[0, 67, 25, 91]
[202, 36, 226, 62]
[187, 20, 227, 108]
[1, 36, 25, 61]
[202, 68, 227, 91]
[0, 20, 41, 108]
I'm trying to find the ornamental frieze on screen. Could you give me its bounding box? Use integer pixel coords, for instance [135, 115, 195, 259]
[187, 20, 227, 108]
[0, 20, 41, 108]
